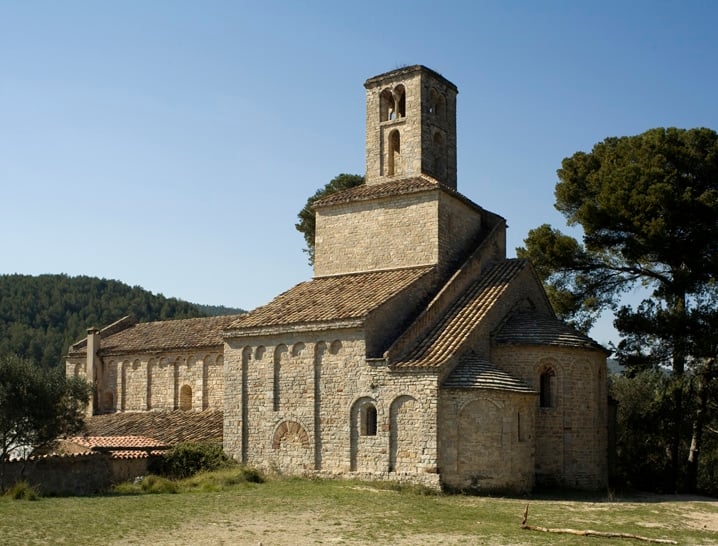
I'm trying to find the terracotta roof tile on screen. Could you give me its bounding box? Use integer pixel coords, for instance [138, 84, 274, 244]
[312, 177, 494, 221]
[20, 452, 103, 462]
[494, 312, 606, 352]
[72, 315, 245, 356]
[36, 442, 93, 457]
[442, 353, 535, 393]
[393, 260, 527, 368]
[313, 177, 439, 207]
[47, 435, 169, 459]
[67, 435, 166, 450]
[108, 450, 160, 459]
[227, 266, 434, 331]
[82, 410, 223, 445]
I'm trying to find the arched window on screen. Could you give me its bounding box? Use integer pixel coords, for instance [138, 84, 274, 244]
[179, 384, 192, 411]
[103, 391, 114, 412]
[380, 85, 406, 121]
[329, 340, 342, 355]
[380, 88, 394, 121]
[429, 88, 443, 117]
[361, 404, 378, 436]
[393, 85, 406, 118]
[539, 368, 556, 408]
[291, 342, 305, 357]
[387, 130, 401, 176]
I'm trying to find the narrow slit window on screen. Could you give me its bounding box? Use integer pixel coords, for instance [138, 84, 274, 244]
[388, 130, 400, 176]
[540, 369, 555, 408]
[361, 404, 377, 436]
[394, 85, 406, 118]
[273, 360, 280, 411]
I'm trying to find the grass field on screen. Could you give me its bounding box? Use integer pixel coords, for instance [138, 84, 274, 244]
[1, 470, 717, 545]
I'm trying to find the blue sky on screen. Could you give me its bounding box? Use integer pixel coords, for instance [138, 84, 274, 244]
[2, 1, 717, 346]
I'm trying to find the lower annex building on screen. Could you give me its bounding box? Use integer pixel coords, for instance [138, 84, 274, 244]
[67, 65, 608, 492]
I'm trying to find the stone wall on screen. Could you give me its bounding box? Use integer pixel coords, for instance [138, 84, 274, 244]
[67, 350, 224, 414]
[314, 188, 489, 281]
[419, 75, 457, 188]
[2, 454, 111, 495]
[437, 192, 485, 272]
[438, 388, 536, 492]
[492, 345, 608, 489]
[2, 453, 152, 495]
[224, 330, 440, 482]
[109, 456, 152, 483]
[363, 269, 439, 357]
[314, 192, 439, 277]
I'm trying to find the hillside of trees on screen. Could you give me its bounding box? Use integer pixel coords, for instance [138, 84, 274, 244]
[193, 304, 247, 317]
[0, 274, 244, 368]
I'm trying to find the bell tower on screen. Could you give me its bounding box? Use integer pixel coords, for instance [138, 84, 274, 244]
[364, 65, 458, 189]
[313, 66, 502, 279]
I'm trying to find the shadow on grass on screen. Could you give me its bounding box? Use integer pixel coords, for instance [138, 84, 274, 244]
[503, 485, 717, 504]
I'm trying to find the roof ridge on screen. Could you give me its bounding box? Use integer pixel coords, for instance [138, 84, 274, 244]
[312, 177, 505, 222]
[312, 264, 434, 280]
[132, 313, 247, 327]
[69, 314, 247, 354]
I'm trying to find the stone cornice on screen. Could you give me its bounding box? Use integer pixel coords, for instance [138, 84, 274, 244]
[223, 319, 364, 339]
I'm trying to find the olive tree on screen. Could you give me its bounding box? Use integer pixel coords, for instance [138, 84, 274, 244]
[0, 354, 91, 488]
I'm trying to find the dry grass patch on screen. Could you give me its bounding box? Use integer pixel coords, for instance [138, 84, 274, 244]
[0, 475, 716, 545]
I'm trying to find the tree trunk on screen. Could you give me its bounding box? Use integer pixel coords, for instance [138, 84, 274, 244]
[668, 379, 683, 492]
[668, 291, 687, 492]
[687, 358, 715, 493]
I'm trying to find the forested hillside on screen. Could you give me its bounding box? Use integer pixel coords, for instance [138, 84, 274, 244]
[194, 304, 247, 317]
[0, 274, 244, 368]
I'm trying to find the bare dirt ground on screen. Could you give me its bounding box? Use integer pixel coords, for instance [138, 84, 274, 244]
[115, 517, 483, 546]
[642, 494, 718, 534]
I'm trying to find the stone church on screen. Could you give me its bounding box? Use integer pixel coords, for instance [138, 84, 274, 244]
[67, 65, 608, 492]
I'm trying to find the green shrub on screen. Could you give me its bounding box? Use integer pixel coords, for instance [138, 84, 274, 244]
[111, 466, 265, 496]
[241, 466, 265, 484]
[139, 475, 177, 494]
[149, 442, 232, 480]
[5, 481, 40, 501]
[184, 466, 265, 489]
[111, 481, 141, 495]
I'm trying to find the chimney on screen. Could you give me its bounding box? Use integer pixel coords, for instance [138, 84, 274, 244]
[86, 327, 100, 416]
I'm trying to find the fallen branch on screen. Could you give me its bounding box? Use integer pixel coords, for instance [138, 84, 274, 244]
[520, 504, 677, 544]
